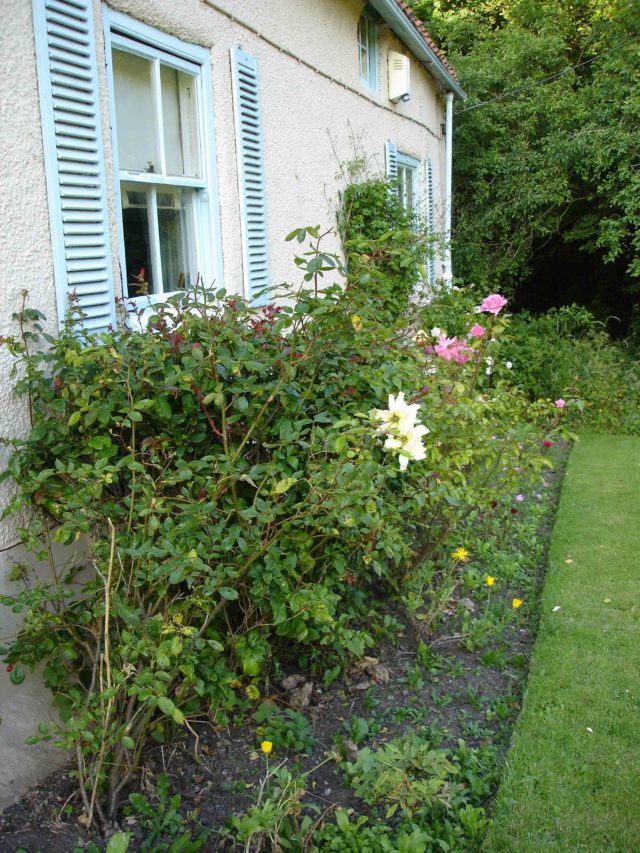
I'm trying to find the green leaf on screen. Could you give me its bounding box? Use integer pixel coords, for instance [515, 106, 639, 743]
[9, 665, 25, 685]
[122, 735, 136, 750]
[155, 396, 172, 419]
[219, 587, 239, 601]
[106, 831, 132, 853]
[157, 697, 176, 716]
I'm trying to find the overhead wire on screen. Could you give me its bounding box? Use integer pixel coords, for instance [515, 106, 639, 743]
[456, 37, 639, 114]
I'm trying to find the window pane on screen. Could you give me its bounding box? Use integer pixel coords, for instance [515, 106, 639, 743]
[358, 17, 369, 80]
[406, 169, 415, 211]
[112, 49, 159, 173]
[161, 64, 200, 178]
[158, 188, 194, 292]
[121, 186, 155, 296]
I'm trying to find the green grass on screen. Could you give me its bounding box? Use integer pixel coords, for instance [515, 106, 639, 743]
[485, 435, 640, 852]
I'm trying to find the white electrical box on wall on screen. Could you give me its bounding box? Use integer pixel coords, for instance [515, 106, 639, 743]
[388, 51, 411, 103]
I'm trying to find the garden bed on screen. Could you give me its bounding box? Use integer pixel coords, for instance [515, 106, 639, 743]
[0, 445, 568, 852]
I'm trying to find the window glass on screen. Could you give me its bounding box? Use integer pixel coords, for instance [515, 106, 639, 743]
[112, 49, 158, 172]
[358, 14, 377, 91]
[160, 64, 200, 178]
[121, 183, 196, 296]
[397, 156, 419, 215]
[121, 185, 154, 296]
[110, 30, 210, 299]
[157, 188, 194, 291]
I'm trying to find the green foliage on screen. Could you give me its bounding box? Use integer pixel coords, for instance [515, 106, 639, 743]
[126, 774, 205, 852]
[227, 765, 309, 850]
[339, 179, 430, 318]
[413, 0, 640, 309]
[253, 703, 314, 754]
[344, 734, 458, 817]
[506, 305, 640, 433]
[0, 230, 564, 828]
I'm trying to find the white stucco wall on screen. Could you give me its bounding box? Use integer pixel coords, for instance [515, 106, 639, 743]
[0, 0, 453, 807]
[96, 0, 448, 299]
[0, 0, 68, 811]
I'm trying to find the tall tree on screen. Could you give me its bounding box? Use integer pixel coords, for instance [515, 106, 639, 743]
[413, 0, 640, 323]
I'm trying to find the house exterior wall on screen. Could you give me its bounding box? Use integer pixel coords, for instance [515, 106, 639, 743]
[0, 0, 68, 809]
[0, 0, 451, 808]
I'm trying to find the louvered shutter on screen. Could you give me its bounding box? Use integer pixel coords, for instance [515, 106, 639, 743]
[232, 48, 269, 306]
[33, 0, 116, 333]
[425, 158, 436, 285]
[385, 140, 397, 181]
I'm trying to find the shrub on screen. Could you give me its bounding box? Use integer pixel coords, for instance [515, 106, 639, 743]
[0, 229, 565, 826]
[339, 179, 431, 319]
[505, 305, 640, 434]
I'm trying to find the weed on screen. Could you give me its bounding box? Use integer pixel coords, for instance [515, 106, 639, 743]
[253, 704, 313, 755]
[125, 774, 206, 852]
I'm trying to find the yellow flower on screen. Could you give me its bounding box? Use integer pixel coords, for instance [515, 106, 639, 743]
[512, 598, 523, 609]
[351, 314, 363, 332]
[260, 740, 273, 755]
[451, 547, 470, 563]
[485, 575, 495, 586]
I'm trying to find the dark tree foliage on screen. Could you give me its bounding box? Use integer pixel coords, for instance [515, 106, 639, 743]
[412, 0, 640, 329]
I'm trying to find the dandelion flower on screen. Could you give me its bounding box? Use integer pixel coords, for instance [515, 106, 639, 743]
[485, 575, 495, 586]
[451, 547, 470, 562]
[260, 740, 273, 754]
[512, 598, 523, 609]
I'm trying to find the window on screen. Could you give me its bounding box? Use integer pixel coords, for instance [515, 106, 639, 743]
[396, 153, 420, 214]
[105, 12, 222, 303]
[357, 11, 378, 92]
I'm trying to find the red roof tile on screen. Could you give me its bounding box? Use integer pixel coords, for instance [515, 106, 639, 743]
[393, 0, 459, 82]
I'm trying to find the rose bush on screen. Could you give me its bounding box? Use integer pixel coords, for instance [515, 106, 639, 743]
[0, 228, 568, 825]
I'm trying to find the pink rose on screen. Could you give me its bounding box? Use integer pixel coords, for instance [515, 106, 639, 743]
[434, 335, 460, 361]
[469, 324, 485, 338]
[554, 399, 566, 409]
[435, 335, 472, 364]
[479, 294, 508, 316]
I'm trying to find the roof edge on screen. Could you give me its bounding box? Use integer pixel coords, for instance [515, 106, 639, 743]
[368, 0, 466, 99]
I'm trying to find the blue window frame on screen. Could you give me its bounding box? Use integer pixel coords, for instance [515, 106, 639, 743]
[103, 10, 223, 309]
[396, 152, 420, 214]
[358, 11, 378, 92]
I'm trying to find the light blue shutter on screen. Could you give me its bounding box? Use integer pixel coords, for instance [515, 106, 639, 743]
[32, 0, 116, 333]
[386, 140, 398, 180]
[232, 48, 269, 305]
[425, 158, 436, 284]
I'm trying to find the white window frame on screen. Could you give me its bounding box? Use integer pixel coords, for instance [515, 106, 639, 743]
[396, 152, 420, 215]
[357, 11, 378, 93]
[103, 8, 223, 316]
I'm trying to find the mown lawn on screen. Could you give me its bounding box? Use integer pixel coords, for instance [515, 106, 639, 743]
[485, 434, 640, 851]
